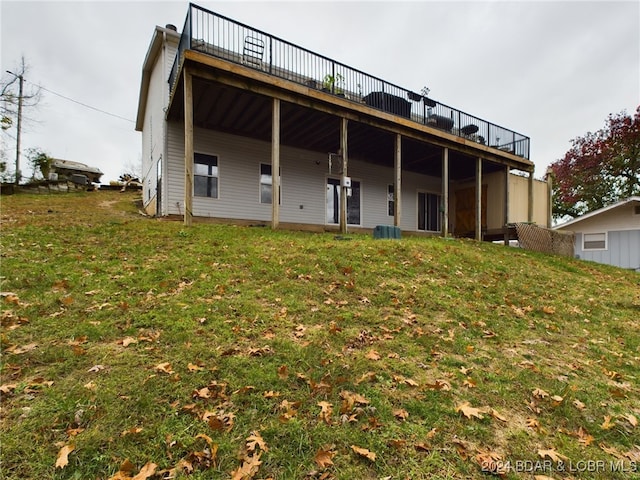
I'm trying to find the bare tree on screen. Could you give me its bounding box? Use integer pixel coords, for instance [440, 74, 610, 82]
[1, 57, 42, 183]
[121, 157, 143, 181]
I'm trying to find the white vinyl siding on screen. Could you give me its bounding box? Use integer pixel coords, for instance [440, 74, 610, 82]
[165, 126, 442, 230]
[140, 32, 179, 215]
[141, 51, 166, 209]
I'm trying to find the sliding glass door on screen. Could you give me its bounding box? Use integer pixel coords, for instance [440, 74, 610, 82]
[418, 191, 441, 232]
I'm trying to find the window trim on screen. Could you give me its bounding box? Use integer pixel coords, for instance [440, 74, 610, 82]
[259, 163, 281, 205]
[416, 190, 442, 232]
[582, 232, 607, 251]
[325, 176, 362, 226]
[193, 152, 219, 199]
[387, 184, 394, 217]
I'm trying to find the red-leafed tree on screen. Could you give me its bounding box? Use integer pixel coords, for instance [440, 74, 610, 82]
[549, 106, 640, 220]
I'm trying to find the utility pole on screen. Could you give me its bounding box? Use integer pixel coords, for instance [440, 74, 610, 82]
[6, 70, 23, 185]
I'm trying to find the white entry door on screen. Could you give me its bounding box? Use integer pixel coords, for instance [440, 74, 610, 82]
[326, 178, 361, 225]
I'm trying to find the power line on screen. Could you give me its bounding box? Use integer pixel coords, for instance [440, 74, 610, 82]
[31, 81, 135, 124]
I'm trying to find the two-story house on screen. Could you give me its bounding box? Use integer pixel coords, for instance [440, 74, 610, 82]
[136, 3, 548, 239]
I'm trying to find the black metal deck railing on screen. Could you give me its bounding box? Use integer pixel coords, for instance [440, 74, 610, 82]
[170, 3, 530, 160]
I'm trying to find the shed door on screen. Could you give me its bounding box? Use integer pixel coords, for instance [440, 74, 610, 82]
[455, 186, 487, 236]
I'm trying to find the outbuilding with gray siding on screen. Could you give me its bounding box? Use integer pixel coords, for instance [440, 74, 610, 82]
[555, 197, 640, 271]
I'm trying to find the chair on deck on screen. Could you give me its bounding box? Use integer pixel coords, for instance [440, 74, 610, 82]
[460, 124, 479, 136]
[242, 36, 265, 69]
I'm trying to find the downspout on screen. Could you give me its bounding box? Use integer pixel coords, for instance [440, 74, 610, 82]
[161, 29, 168, 217]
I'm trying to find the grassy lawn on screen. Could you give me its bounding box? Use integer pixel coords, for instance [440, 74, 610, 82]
[1, 190, 638, 480]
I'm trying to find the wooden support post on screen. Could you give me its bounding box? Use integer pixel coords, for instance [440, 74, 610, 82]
[504, 165, 510, 245]
[394, 134, 402, 228]
[475, 157, 482, 241]
[528, 170, 534, 223]
[339, 118, 348, 234]
[442, 147, 449, 237]
[271, 98, 280, 229]
[183, 68, 194, 227]
[546, 169, 553, 228]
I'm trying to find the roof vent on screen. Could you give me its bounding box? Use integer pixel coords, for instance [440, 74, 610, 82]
[165, 24, 177, 31]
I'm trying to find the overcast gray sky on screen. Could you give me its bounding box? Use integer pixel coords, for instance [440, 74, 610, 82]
[1, 0, 638, 183]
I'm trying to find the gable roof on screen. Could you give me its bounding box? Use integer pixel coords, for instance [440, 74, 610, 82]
[135, 25, 180, 132]
[554, 196, 640, 230]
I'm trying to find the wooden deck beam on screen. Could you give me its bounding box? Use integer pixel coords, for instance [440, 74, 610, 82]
[476, 157, 482, 241]
[175, 51, 534, 172]
[271, 98, 280, 229]
[442, 147, 449, 237]
[340, 118, 348, 234]
[183, 67, 193, 227]
[394, 134, 402, 228]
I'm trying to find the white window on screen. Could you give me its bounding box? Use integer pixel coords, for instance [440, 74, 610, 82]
[387, 185, 394, 216]
[583, 232, 606, 250]
[260, 163, 280, 204]
[194, 153, 218, 198]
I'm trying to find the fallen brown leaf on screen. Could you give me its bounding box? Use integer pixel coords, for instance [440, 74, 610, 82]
[318, 401, 333, 424]
[120, 337, 138, 347]
[601, 415, 614, 430]
[55, 444, 74, 468]
[393, 408, 409, 421]
[425, 379, 451, 391]
[538, 448, 568, 463]
[132, 462, 157, 480]
[365, 349, 381, 361]
[355, 371, 376, 384]
[475, 449, 507, 476]
[314, 445, 336, 469]
[277, 365, 288, 379]
[230, 452, 262, 480]
[246, 431, 268, 453]
[532, 388, 549, 399]
[187, 363, 204, 372]
[623, 413, 638, 428]
[455, 402, 485, 420]
[576, 427, 594, 446]
[489, 408, 507, 422]
[550, 395, 564, 406]
[154, 362, 174, 374]
[350, 445, 376, 462]
[573, 399, 586, 410]
[526, 418, 541, 431]
[463, 377, 477, 388]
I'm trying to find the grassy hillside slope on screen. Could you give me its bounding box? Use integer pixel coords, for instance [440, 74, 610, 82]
[1, 191, 638, 480]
